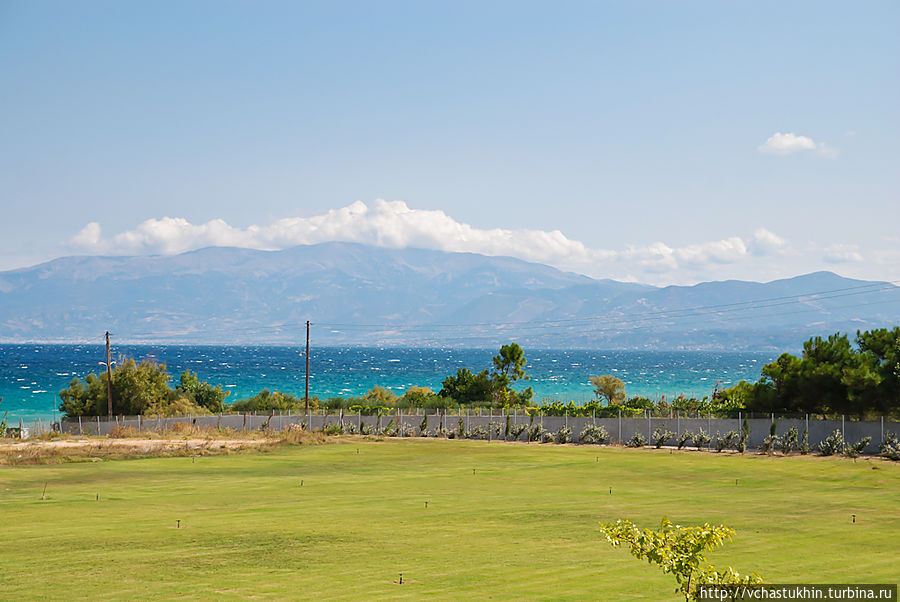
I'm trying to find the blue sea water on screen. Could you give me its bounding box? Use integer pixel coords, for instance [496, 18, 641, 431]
[0, 344, 776, 421]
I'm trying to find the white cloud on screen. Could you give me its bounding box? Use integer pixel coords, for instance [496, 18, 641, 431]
[68, 200, 794, 283]
[823, 244, 863, 264]
[748, 228, 789, 256]
[758, 132, 838, 158]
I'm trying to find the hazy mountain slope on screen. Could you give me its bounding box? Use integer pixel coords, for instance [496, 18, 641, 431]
[0, 243, 895, 350]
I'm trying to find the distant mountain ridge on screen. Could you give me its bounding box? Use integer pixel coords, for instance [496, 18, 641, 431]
[0, 243, 896, 350]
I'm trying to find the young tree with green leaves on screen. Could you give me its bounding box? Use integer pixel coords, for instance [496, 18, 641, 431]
[600, 517, 762, 601]
[590, 375, 626, 405]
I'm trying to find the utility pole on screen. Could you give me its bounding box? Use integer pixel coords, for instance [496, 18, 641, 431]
[305, 320, 310, 412]
[105, 331, 113, 418]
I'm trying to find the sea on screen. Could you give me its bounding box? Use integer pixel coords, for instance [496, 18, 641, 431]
[0, 344, 777, 422]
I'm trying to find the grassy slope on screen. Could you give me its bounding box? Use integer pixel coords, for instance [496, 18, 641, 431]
[0, 439, 897, 600]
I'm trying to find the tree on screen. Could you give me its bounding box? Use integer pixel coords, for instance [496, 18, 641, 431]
[439, 368, 495, 405]
[492, 343, 528, 382]
[590, 375, 626, 405]
[600, 517, 762, 601]
[176, 370, 229, 413]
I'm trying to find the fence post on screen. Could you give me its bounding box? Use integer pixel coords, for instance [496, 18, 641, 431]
[565, 410, 568, 430]
[842, 415, 845, 442]
[881, 416, 884, 444]
[592, 409, 596, 426]
[618, 409, 622, 443]
[806, 413, 809, 436]
[676, 411, 679, 438]
[466, 408, 469, 433]
[708, 412, 711, 451]
[78, 415, 82, 435]
[358, 410, 362, 432]
[647, 409, 651, 442]
[97, 415, 101, 433]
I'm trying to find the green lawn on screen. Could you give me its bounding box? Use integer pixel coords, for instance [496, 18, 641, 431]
[1, 439, 897, 600]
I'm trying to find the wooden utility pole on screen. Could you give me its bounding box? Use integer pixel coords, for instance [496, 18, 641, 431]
[305, 320, 310, 412]
[105, 331, 113, 418]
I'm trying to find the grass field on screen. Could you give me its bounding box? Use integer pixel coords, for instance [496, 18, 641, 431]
[1, 438, 897, 600]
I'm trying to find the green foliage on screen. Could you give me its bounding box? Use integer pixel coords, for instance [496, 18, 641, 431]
[600, 517, 762, 601]
[652, 427, 675, 449]
[818, 429, 845, 456]
[725, 327, 900, 416]
[677, 430, 692, 450]
[323, 422, 343, 436]
[230, 389, 304, 412]
[59, 359, 177, 417]
[175, 370, 228, 413]
[440, 343, 533, 407]
[798, 429, 811, 455]
[365, 386, 398, 406]
[879, 432, 900, 460]
[626, 432, 647, 447]
[507, 423, 528, 440]
[555, 426, 572, 444]
[760, 434, 780, 455]
[579, 424, 610, 445]
[691, 428, 710, 450]
[526, 423, 548, 442]
[492, 343, 528, 383]
[780, 427, 798, 455]
[590, 375, 626, 405]
[714, 431, 737, 453]
[844, 436, 872, 458]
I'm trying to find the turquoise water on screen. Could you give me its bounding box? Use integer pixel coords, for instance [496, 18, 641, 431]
[0, 344, 775, 421]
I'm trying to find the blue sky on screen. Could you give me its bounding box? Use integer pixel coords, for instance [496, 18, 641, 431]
[1, 1, 898, 284]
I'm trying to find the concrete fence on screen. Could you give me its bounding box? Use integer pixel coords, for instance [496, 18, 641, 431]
[57, 411, 899, 453]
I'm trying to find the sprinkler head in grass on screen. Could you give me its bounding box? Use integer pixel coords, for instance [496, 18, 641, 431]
[399, 572, 403, 585]
[473, 468, 475, 476]
[176, 520, 181, 529]
[300, 480, 304, 487]
[609, 487, 612, 495]
[852, 514, 856, 524]
[425, 501, 428, 508]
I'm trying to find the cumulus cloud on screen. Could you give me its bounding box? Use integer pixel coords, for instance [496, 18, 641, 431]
[68, 200, 792, 282]
[758, 132, 838, 158]
[748, 228, 789, 256]
[823, 244, 863, 264]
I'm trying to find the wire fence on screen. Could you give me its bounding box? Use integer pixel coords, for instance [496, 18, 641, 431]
[48, 409, 899, 453]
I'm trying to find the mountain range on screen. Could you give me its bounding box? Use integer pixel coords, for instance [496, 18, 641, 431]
[0, 242, 896, 350]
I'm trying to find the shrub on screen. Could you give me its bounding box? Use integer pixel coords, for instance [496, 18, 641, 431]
[760, 434, 780, 454]
[508, 423, 527, 441]
[677, 430, 692, 450]
[555, 427, 572, 444]
[691, 428, 710, 450]
[719, 430, 739, 452]
[879, 432, 899, 460]
[579, 424, 610, 445]
[844, 436, 872, 458]
[467, 424, 489, 440]
[432, 427, 450, 438]
[323, 422, 343, 436]
[713, 431, 727, 453]
[652, 427, 675, 449]
[540, 430, 555, 444]
[345, 421, 360, 435]
[359, 422, 375, 436]
[626, 432, 647, 448]
[526, 423, 548, 442]
[818, 430, 844, 456]
[780, 427, 798, 455]
[798, 429, 811, 455]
